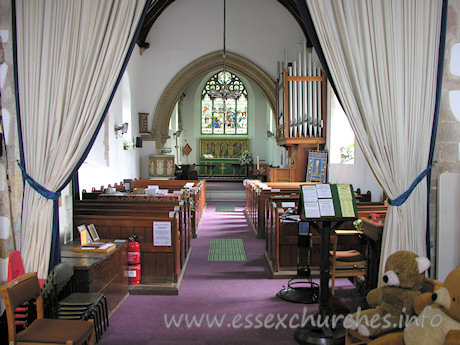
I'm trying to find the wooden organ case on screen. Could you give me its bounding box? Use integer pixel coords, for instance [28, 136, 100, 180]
[275, 42, 327, 182]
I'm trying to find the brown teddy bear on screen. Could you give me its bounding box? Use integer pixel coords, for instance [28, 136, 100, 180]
[369, 265, 460, 345]
[346, 250, 431, 338]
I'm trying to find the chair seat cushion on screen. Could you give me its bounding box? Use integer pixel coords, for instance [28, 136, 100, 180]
[16, 318, 92, 344]
[335, 250, 366, 262]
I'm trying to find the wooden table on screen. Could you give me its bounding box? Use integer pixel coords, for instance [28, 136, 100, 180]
[61, 240, 128, 316]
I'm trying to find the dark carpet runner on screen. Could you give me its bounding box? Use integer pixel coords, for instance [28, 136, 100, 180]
[98, 201, 364, 345]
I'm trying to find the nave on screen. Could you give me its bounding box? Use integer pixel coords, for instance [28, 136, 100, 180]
[98, 200, 365, 345]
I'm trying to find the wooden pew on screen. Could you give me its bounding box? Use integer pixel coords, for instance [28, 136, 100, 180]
[73, 194, 190, 294]
[265, 199, 331, 278]
[265, 198, 387, 280]
[245, 181, 308, 238]
[74, 197, 191, 270]
[122, 179, 206, 237]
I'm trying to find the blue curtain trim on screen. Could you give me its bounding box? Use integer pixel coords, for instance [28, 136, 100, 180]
[17, 161, 61, 201]
[388, 165, 432, 206]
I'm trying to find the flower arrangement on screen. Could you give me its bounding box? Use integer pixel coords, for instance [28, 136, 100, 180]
[353, 219, 363, 232]
[123, 139, 134, 151]
[182, 187, 195, 211]
[239, 150, 253, 166]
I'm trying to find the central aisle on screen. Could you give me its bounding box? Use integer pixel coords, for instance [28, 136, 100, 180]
[99, 201, 362, 345]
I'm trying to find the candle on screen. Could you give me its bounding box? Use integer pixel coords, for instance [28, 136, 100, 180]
[257, 156, 260, 170]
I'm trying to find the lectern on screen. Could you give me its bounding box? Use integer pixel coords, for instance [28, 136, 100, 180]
[293, 184, 358, 345]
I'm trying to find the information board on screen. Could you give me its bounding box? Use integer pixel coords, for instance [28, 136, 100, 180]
[299, 184, 358, 219]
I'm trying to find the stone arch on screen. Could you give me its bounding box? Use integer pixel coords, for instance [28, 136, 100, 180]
[146, 51, 277, 149]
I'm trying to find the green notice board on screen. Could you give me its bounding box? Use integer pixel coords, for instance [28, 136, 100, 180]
[299, 184, 358, 220]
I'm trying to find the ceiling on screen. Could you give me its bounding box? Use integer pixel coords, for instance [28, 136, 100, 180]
[136, 0, 310, 49]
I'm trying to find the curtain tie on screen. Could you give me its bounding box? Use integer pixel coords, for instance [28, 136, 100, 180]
[388, 165, 432, 206]
[17, 161, 61, 200]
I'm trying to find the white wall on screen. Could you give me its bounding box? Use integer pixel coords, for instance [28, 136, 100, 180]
[328, 143, 383, 202]
[78, 73, 140, 193]
[325, 88, 383, 201]
[130, 0, 305, 175]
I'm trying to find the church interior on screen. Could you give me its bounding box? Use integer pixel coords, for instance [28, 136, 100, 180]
[0, 0, 460, 344]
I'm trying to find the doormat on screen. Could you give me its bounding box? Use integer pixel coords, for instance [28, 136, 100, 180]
[208, 238, 247, 261]
[215, 204, 235, 212]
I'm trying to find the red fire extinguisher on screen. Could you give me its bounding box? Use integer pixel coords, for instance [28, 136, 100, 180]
[128, 235, 141, 285]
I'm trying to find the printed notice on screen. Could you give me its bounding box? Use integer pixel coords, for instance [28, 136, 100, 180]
[340, 200, 355, 218]
[302, 185, 318, 202]
[316, 184, 332, 199]
[319, 199, 335, 217]
[337, 184, 352, 199]
[281, 202, 296, 208]
[153, 221, 172, 246]
[304, 202, 320, 218]
[337, 184, 355, 218]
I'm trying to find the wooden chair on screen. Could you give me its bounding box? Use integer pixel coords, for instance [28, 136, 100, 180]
[1, 272, 95, 345]
[330, 231, 367, 295]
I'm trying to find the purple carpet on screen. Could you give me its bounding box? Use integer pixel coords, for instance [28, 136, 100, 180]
[206, 181, 246, 191]
[98, 201, 365, 345]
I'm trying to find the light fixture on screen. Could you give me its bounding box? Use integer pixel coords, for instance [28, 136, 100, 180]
[208, 0, 241, 101]
[173, 130, 182, 137]
[114, 123, 128, 137]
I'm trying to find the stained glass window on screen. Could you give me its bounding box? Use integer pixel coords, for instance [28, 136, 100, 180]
[201, 71, 248, 135]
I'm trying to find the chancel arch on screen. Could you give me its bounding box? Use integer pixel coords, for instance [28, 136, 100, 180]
[147, 51, 277, 150]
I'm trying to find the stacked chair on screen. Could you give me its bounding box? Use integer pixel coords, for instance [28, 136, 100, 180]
[1, 272, 95, 345]
[42, 262, 109, 343]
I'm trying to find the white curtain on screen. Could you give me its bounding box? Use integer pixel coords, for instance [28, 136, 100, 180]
[306, 0, 443, 280]
[15, 0, 147, 278]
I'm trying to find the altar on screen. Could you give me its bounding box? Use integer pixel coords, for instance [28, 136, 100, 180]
[199, 158, 248, 177]
[199, 138, 249, 177]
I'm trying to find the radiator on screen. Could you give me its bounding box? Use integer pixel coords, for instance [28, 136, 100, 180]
[436, 172, 460, 281]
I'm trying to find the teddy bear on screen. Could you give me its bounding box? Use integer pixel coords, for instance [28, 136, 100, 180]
[346, 250, 431, 338]
[368, 265, 460, 345]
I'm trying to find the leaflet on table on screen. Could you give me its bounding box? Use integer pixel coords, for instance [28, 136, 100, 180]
[340, 200, 355, 217]
[337, 184, 355, 217]
[318, 199, 335, 217]
[337, 184, 352, 199]
[302, 185, 318, 202]
[316, 184, 332, 198]
[304, 201, 321, 218]
[99, 243, 115, 250]
[281, 202, 296, 208]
